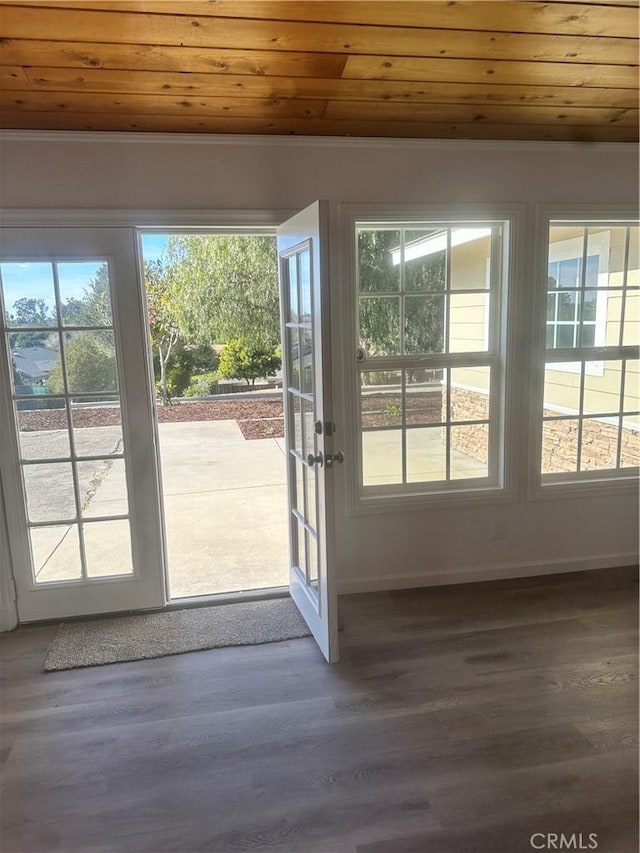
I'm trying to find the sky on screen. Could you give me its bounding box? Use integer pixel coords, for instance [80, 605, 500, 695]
[1, 234, 171, 321]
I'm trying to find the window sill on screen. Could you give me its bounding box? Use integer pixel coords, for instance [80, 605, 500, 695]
[530, 471, 639, 501]
[348, 482, 514, 515]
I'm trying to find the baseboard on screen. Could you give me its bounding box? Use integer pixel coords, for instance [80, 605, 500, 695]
[336, 553, 639, 596]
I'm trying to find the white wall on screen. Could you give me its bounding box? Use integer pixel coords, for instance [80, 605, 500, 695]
[1, 131, 638, 603]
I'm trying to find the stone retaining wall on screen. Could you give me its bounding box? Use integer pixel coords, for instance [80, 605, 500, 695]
[542, 411, 639, 473]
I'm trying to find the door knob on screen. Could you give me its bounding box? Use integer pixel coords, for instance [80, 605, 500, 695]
[325, 450, 345, 467]
[307, 452, 323, 467]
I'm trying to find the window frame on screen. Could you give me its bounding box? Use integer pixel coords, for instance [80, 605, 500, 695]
[340, 205, 521, 515]
[529, 205, 639, 500]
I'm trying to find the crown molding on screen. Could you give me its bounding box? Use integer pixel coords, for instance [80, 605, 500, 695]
[0, 208, 295, 228]
[1, 129, 637, 154]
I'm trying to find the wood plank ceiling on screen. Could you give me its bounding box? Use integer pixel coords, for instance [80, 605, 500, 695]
[0, 0, 638, 142]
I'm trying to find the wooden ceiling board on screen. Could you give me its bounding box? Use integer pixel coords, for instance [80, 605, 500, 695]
[9, 1, 639, 38]
[2, 109, 636, 142]
[1, 5, 637, 65]
[0, 0, 638, 142]
[7, 66, 636, 111]
[2, 39, 637, 94]
[343, 55, 640, 90]
[0, 40, 350, 78]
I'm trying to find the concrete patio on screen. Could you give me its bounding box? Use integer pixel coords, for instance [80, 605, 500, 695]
[24, 420, 289, 598]
[23, 417, 486, 598]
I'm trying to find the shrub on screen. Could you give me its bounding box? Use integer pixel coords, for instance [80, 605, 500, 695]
[218, 339, 281, 386]
[183, 371, 219, 397]
[48, 333, 117, 395]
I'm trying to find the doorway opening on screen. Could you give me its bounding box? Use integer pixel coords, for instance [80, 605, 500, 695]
[139, 231, 288, 600]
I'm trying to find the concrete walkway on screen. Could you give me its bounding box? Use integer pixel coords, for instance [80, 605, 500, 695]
[158, 420, 288, 598]
[23, 421, 288, 597]
[23, 419, 485, 599]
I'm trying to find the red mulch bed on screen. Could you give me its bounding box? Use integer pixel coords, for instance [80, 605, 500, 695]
[17, 398, 285, 441]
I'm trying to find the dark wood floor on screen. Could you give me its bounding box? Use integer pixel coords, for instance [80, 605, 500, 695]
[1, 566, 638, 853]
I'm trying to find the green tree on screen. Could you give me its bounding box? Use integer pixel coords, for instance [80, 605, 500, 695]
[61, 264, 113, 326]
[163, 235, 280, 349]
[7, 298, 55, 347]
[48, 333, 117, 395]
[144, 259, 182, 403]
[358, 231, 445, 359]
[218, 338, 281, 386]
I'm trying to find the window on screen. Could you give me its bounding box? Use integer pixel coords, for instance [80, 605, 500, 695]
[540, 222, 639, 482]
[355, 222, 507, 497]
[547, 255, 599, 349]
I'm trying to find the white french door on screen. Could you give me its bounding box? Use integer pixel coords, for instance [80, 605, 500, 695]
[278, 202, 340, 663]
[0, 227, 166, 622]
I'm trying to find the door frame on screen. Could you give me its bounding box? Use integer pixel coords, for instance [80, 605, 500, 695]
[0, 209, 296, 624]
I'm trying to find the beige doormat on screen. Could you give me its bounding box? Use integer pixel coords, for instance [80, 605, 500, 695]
[44, 597, 311, 671]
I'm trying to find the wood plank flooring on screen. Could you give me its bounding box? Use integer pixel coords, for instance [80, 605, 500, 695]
[1, 566, 638, 853]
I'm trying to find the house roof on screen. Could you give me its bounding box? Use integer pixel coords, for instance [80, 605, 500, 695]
[1, 1, 638, 142]
[12, 346, 57, 379]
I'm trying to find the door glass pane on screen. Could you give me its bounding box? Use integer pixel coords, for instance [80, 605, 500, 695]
[288, 327, 300, 390]
[62, 331, 118, 395]
[1, 254, 136, 593]
[287, 255, 298, 322]
[84, 520, 133, 577]
[450, 424, 489, 479]
[301, 398, 315, 459]
[291, 457, 304, 515]
[307, 529, 318, 587]
[405, 295, 445, 354]
[295, 517, 306, 577]
[449, 294, 489, 353]
[299, 248, 311, 316]
[407, 427, 446, 482]
[300, 329, 313, 394]
[30, 524, 82, 582]
[17, 401, 71, 460]
[71, 400, 124, 457]
[23, 463, 76, 523]
[1, 262, 57, 326]
[58, 261, 113, 326]
[78, 459, 129, 518]
[291, 393, 303, 454]
[9, 330, 60, 396]
[304, 464, 317, 533]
